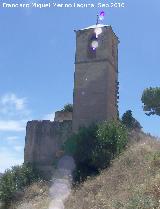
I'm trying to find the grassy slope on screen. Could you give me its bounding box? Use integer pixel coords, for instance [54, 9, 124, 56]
[8, 181, 49, 209]
[11, 132, 160, 209]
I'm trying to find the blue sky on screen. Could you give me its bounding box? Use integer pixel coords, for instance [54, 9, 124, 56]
[0, 0, 160, 172]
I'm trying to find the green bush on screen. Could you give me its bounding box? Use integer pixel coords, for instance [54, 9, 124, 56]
[64, 124, 99, 182]
[122, 110, 142, 130]
[0, 163, 39, 205]
[97, 120, 128, 159]
[64, 120, 128, 182]
[61, 104, 73, 112]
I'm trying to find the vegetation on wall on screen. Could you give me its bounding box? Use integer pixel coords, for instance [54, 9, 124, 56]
[61, 104, 73, 112]
[141, 87, 160, 116]
[64, 120, 128, 182]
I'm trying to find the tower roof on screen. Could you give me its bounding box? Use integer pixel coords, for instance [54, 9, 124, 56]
[78, 24, 110, 31]
[75, 24, 119, 43]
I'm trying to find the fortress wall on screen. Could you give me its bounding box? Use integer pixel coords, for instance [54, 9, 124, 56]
[24, 120, 72, 179]
[54, 111, 72, 122]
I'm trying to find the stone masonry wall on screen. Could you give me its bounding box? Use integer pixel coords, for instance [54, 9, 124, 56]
[54, 111, 72, 122]
[24, 120, 72, 179]
[72, 26, 119, 132]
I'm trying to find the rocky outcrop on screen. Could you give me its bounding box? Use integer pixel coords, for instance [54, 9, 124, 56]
[24, 120, 72, 179]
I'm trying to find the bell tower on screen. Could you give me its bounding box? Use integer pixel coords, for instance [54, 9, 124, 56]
[72, 24, 119, 132]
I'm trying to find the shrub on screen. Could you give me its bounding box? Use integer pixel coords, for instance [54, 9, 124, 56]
[61, 104, 73, 112]
[0, 163, 39, 205]
[64, 124, 99, 182]
[122, 110, 142, 130]
[64, 120, 128, 182]
[97, 120, 128, 158]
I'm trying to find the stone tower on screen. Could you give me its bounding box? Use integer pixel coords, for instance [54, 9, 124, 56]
[72, 24, 119, 132]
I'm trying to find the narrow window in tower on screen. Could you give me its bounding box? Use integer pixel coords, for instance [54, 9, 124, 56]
[87, 33, 97, 59]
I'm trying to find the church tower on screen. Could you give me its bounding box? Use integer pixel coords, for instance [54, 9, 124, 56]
[72, 24, 119, 132]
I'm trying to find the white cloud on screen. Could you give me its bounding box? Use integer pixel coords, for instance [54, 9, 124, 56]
[1, 93, 26, 111]
[0, 93, 30, 132]
[0, 93, 30, 172]
[0, 120, 26, 132]
[0, 93, 30, 118]
[43, 112, 55, 121]
[0, 147, 23, 173]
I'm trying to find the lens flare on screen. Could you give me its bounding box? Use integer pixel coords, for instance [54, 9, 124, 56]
[48, 156, 75, 209]
[94, 27, 102, 37]
[91, 40, 99, 49]
[100, 11, 105, 17]
[99, 11, 105, 21]
[49, 200, 64, 209]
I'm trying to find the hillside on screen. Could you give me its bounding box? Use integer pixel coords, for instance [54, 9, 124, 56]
[9, 132, 160, 209]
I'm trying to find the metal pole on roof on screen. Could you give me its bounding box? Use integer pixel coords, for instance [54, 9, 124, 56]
[96, 14, 99, 25]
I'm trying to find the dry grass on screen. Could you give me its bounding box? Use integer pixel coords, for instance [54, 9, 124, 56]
[9, 181, 50, 209]
[65, 132, 160, 209]
[10, 131, 160, 209]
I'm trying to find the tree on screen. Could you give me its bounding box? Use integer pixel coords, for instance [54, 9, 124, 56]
[122, 110, 142, 130]
[64, 124, 99, 182]
[97, 120, 128, 159]
[0, 163, 39, 205]
[62, 104, 73, 112]
[64, 121, 128, 182]
[141, 87, 160, 116]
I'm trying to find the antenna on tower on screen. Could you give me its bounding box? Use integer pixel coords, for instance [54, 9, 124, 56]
[96, 14, 99, 25]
